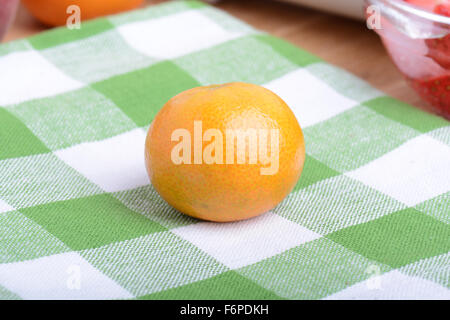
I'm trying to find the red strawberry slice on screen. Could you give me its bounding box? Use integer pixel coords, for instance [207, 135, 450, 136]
[426, 36, 450, 69]
[434, 2, 450, 16]
[403, 0, 450, 14]
[426, 1, 450, 69]
[404, 0, 438, 11]
[409, 75, 450, 118]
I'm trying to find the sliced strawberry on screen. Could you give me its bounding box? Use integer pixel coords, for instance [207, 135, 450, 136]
[434, 2, 450, 16]
[409, 75, 450, 118]
[403, 0, 450, 15]
[426, 36, 450, 69]
[404, 0, 438, 11]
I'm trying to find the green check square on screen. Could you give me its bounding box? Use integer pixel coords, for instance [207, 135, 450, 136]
[0, 39, 31, 57]
[303, 106, 420, 172]
[255, 34, 321, 67]
[400, 253, 449, 289]
[0, 108, 50, 160]
[364, 96, 449, 133]
[139, 270, 282, 300]
[0, 211, 69, 263]
[293, 154, 340, 191]
[113, 185, 197, 229]
[0, 153, 101, 209]
[174, 35, 298, 85]
[275, 175, 405, 235]
[415, 192, 449, 225]
[29, 18, 114, 50]
[40, 30, 156, 84]
[238, 238, 391, 300]
[92, 61, 200, 126]
[80, 231, 227, 297]
[327, 208, 450, 268]
[8, 87, 137, 150]
[21, 193, 166, 251]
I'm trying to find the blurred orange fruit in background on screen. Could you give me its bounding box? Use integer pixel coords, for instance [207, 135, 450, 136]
[22, 0, 143, 26]
[145, 82, 305, 222]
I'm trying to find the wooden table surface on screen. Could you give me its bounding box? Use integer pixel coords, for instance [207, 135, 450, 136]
[4, 0, 426, 109]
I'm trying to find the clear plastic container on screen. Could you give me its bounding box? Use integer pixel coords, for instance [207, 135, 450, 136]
[365, 0, 450, 119]
[0, 0, 19, 41]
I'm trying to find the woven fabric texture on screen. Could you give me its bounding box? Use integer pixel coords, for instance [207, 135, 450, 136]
[0, 0, 449, 300]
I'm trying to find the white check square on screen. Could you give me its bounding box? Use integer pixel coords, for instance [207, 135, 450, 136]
[0, 252, 133, 300]
[0, 50, 84, 105]
[172, 212, 321, 269]
[347, 135, 450, 206]
[0, 199, 13, 214]
[55, 129, 149, 192]
[117, 10, 242, 59]
[325, 270, 450, 300]
[263, 68, 357, 128]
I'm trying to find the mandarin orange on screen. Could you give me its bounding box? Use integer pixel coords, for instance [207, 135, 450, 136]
[22, 0, 143, 26]
[145, 82, 305, 222]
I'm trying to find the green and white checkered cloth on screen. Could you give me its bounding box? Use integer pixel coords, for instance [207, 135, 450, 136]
[0, 0, 449, 300]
